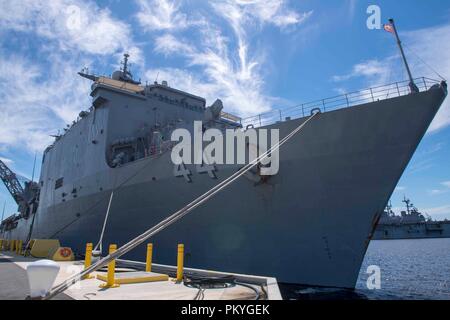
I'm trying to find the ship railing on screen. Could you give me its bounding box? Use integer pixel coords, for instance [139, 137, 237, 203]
[240, 77, 441, 128]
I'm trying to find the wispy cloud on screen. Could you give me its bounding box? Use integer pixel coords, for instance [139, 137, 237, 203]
[0, 0, 139, 153]
[0, 0, 139, 56]
[136, 0, 189, 32]
[422, 205, 450, 220]
[332, 59, 394, 83]
[0, 55, 92, 152]
[332, 22, 450, 132]
[0, 157, 13, 166]
[427, 180, 450, 196]
[139, 0, 312, 116]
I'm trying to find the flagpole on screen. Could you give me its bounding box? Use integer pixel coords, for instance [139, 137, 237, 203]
[388, 18, 419, 93]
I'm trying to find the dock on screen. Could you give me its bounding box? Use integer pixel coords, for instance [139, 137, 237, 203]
[0, 252, 282, 300]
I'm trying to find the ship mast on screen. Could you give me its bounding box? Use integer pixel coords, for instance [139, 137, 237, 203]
[388, 18, 419, 93]
[121, 53, 130, 76]
[402, 196, 412, 215]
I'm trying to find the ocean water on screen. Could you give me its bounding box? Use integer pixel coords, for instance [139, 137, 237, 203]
[355, 238, 450, 300]
[280, 238, 450, 300]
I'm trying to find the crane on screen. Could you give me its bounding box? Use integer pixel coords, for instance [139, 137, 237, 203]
[0, 159, 39, 221]
[0, 159, 26, 205]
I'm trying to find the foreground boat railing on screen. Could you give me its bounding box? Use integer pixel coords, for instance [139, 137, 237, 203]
[241, 77, 441, 128]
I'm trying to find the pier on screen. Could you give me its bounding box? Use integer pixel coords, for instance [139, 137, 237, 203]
[0, 250, 281, 300]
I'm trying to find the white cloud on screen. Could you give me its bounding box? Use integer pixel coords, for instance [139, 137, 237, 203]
[0, 0, 142, 154]
[140, 0, 312, 116]
[332, 59, 394, 85]
[442, 181, 450, 188]
[395, 186, 406, 192]
[403, 24, 450, 132]
[0, 157, 14, 166]
[136, 0, 189, 32]
[422, 205, 450, 220]
[0, 55, 92, 153]
[0, 0, 138, 56]
[428, 189, 448, 196]
[230, 0, 313, 28]
[332, 22, 450, 132]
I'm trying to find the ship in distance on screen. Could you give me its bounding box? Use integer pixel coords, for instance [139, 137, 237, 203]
[0, 33, 448, 289]
[373, 197, 450, 240]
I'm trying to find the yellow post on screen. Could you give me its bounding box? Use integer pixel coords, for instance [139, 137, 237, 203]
[176, 244, 184, 282]
[0, 239, 3, 251]
[11, 240, 16, 252]
[146, 243, 153, 272]
[83, 243, 94, 279]
[17, 240, 22, 255]
[100, 244, 119, 288]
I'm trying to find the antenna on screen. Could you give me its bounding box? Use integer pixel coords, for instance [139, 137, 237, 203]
[388, 19, 419, 93]
[122, 53, 130, 75]
[402, 196, 412, 214]
[155, 72, 160, 84]
[31, 152, 37, 183]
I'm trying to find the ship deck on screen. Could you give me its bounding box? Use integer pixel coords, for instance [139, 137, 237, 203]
[0, 252, 281, 300]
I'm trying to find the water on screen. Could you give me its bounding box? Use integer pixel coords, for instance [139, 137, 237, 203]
[280, 238, 450, 300]
[356, 238, 450, 300]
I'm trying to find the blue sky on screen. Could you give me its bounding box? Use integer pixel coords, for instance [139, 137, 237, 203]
[0, 0, 450, 220]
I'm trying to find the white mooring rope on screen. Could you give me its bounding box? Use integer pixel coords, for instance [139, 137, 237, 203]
[44, 111, 320, 299]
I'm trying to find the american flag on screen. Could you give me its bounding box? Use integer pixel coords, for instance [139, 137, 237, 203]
[383, 23, 395, 34]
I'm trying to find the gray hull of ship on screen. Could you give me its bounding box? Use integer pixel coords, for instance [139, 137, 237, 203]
[2, 87, 446, 289]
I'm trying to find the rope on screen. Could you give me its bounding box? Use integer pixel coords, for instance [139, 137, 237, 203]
[44, 112, 320, 299]
[93, 191, 114, 254]
[404, 43, 446, 81]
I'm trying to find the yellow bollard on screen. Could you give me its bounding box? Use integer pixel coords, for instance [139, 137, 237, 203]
[146, 243, 153, 272]
[100, 244, 119, 288]
[0, 239, 3, 251]
[17, 240, 22, 255]
[176, 244, 184, 282]
[11, 240, 16, 252]
[83, 243, 94, 279]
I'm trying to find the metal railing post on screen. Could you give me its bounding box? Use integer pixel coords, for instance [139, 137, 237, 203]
[322, 99, 326, 112]
[423, 77, 427, 91]
[279, 110, 282, 121]
[258, 115, 262, 127]
[345, 94, 349, 107]
[396, 82, 401, 96]
[370, 88, 374, 102]
[302, 104, 305, 117]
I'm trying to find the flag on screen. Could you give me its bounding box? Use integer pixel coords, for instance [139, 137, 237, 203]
[383, 23, 395, 34]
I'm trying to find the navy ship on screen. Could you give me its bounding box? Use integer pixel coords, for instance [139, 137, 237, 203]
[373, 197, 450, 240]
[0, 21, 448, 289]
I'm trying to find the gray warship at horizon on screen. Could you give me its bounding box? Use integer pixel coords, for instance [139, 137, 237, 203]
[373, 197, 450, 240]
[0, 51, 448, 288]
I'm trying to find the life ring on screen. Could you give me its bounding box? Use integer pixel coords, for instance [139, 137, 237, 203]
[59, 247, 71, 258]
